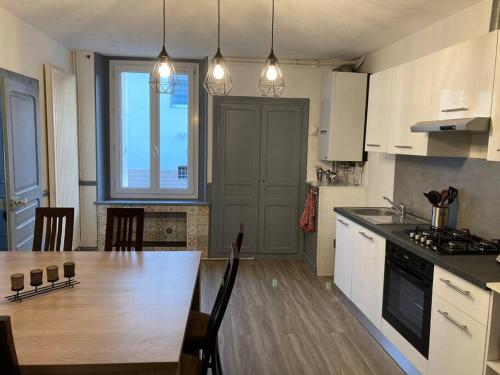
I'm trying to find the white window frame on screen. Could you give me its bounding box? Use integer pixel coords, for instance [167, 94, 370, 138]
[109, 60, 199, 199]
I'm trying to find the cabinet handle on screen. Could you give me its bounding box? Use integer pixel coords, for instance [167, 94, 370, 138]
[394, 145, 413, 149]
[496, 148, 500, 152]
[438, 310, 468, 332]
[439, 278, 471, 296]
[358, 231, 374, 241]
[366, 144, 381, 147]
[320, 130, 328, 134]
[337, 219, 348, 226]
[441, 107, 469, 113]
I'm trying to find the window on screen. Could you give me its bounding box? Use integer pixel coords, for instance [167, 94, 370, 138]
[110, 61, 199, 198]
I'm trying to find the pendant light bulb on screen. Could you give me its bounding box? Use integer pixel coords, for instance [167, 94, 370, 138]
[159, 62, 171, 77]
[213, 63, 225, 80]
[265, 65, 278, 81]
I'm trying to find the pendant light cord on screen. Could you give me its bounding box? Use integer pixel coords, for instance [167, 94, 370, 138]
[271, 0, 274, 50]
[162, 0, 166, 47]
[217, 0, 221, 49]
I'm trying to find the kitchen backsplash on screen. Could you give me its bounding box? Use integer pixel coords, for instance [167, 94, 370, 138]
[393, 155, 500, 239]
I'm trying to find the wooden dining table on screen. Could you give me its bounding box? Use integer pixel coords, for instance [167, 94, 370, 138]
[0, 251, 201, 375]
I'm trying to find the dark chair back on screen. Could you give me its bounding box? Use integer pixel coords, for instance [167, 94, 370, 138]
[0, 316, 20, 375]
[210, 224, 244, 324]
[32, 207, 74, 251]
[203, 242, 240, 373]
[104, 208, 144, 251]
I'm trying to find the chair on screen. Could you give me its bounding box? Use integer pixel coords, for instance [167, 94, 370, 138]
[0, 316, 20, 375]
[104, 208, 144, 251]
[32, 207, 74, 251]
[183, 225, 242, 375]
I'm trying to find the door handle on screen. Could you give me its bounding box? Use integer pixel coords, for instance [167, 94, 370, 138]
[441, 107, 469, 113]
[437, 310, 468, 332]
[9, 198, 28, 209]
[394, 145, 413, 149]
[366, 144, 381, 147]
[358, 231, 374, 241]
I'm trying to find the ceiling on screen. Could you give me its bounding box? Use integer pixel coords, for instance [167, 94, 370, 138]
[0, 0, 485, 59]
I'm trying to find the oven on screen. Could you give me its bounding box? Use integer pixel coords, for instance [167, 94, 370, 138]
[382, 241, 434, 358]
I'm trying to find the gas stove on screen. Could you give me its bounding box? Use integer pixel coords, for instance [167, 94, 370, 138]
[398, 226, 500, 255]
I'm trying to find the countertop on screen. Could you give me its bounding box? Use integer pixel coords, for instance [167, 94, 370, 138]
[335, 207, 500, 290]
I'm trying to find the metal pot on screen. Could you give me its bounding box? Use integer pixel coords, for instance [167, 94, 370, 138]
[431, 207, 449, 229]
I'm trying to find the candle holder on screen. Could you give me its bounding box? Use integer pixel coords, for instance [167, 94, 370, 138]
[5, 263, 79, 303]
[30, 269, 43, 291]
[10, 273, 24, 302]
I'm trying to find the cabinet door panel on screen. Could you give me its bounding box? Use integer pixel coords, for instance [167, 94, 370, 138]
[351, 228, 385, 329]
[428, 295, 487, 375]
[388, 56, 432, 156]
[365, 69, 392, 152]
[334, 216, 353, 298]
[431, 32, 497, 120]
[488, 33, 500, 161]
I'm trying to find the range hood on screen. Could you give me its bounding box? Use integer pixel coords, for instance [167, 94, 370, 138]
[411, 117, 491, 133]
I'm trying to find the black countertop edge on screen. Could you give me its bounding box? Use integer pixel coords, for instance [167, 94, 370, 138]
[335, 207, 500, 290]
[96, 200, 210, 206]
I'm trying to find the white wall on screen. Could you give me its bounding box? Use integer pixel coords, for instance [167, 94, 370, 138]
[360, 0, 492, 206]
[207, 62, 332, 183]
[0, 6, 72, 206]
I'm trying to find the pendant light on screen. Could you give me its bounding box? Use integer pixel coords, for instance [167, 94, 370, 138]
[204, 0, 232, 96]
[258, 0, 285, 97]
[150, 0, 178, 94]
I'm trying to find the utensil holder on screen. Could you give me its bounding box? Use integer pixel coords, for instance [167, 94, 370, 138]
[431, 207, 449, 229]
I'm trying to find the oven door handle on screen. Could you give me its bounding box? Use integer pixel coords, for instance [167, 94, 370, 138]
[386, 259, 430, 288]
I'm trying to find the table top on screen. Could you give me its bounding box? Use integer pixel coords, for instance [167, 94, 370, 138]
[0, 251, 201, 374]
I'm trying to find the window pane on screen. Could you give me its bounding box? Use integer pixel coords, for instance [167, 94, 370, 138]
[120, 72, 150, 188]
[160, 73, 189, 189]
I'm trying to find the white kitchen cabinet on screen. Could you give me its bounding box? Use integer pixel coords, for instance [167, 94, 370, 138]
[334, 215, 354, 298]
[350, 226, 386, 329]
[428, 295, 487, 375]
[430, 32, 497, 121]
[488, 32, 500, 161]
[387, 55, 432, 156]
[365, 68, 392, 153]
[312, 187, 367, 276]
[319, 72, 367, 161]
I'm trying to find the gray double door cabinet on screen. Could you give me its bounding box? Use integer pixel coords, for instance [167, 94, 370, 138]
[212, 97, 309, 258]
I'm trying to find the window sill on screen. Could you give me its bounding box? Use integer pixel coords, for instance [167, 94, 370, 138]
[95, 199, 210, 206]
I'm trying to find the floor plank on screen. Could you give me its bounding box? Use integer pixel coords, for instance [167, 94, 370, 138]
[200, 260, 404, 375]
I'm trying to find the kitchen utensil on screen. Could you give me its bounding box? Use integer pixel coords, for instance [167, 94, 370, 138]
[440, 190, 449, 206]
[431, 206, 449, 229]
[447, 186, 458, 204]
[424, 190, 441, 206]
[315, 166, 324, 184]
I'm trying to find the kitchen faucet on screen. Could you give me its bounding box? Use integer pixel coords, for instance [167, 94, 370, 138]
[383, 196, 406, 217]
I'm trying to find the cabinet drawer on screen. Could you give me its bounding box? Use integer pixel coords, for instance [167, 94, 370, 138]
[433, 266, 490, 325]
[428, 295, 487, 375]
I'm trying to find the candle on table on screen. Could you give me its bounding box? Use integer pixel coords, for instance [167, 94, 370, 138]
[46, 265, 59, 285]
[30, 269, 43, 291]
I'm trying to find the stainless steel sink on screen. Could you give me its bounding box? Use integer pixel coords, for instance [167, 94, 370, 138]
[349, 208, 396, 216]
[348, 207, 429, 225]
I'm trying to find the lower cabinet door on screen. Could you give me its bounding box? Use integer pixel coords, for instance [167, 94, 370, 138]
[334, 216, 353, 298]
[428, 295, 487, 375]
[350, 228, 385, 329]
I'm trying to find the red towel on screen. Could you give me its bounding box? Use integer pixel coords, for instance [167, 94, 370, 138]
[300, 191, 316, 233]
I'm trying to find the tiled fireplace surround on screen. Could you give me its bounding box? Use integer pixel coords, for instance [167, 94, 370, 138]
[97, 204, 209, 256]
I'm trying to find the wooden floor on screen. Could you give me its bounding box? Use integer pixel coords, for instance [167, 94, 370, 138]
[199, 260, 404, 375]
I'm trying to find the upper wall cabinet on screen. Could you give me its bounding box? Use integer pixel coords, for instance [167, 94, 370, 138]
[365, 69, 392, 153]
[387, 55, 432, 156]
[319, 72, 367, 161]
[430, 32, 497, 120]
[488, 33, 500, 161]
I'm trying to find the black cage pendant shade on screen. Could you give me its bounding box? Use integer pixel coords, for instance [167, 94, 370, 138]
[150, 0, 178, 94]
[204, 0, 232, 96]
[258, 0, 285, 97]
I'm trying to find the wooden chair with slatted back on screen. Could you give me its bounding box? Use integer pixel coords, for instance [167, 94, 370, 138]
[32, 207, 74, 251]
[0, 316, 20, 375]
[104, 208, 144, 251]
